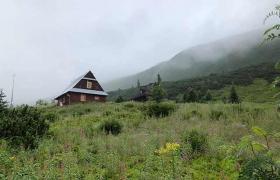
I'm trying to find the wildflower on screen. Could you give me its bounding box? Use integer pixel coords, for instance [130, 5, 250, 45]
[155, 142, 180, 155]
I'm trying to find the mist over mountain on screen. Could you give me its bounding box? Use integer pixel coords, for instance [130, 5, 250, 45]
[104, 30, 280, 91]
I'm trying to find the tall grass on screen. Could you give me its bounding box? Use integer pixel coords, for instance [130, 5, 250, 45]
[0, 101, 279, 179]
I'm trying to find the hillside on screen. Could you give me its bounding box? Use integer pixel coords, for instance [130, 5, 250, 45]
[1, 102, 280, 179]
[104, 30, 280, 90]
[108, 62, 280, 103]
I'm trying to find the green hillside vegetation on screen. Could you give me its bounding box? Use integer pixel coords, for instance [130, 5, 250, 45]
[104, 31, 280, 90]
[212, 79, 280, 103]
[108, 62, 280, 103]
[0, 102, 280, 179]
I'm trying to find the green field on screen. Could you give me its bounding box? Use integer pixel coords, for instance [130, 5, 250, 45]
[1, 101, 280, 179]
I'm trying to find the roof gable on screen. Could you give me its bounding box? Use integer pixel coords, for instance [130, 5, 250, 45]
[55, 71, 108, 99]
[85, 71, 96, 79]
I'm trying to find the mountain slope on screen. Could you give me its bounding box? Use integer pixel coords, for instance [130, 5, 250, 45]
[108, 62, 280, 103]
[104, 30, 280, 91]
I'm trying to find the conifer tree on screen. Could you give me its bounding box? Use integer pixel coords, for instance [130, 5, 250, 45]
[152, 74, 166, 103]
[137, 80, 141, 89]
[228, 86, 240, 104]
[157, 73, 162, 85]
[0, 89, 7, 112]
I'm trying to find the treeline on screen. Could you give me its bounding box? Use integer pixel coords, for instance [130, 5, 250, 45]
[108, 62, 280, 102]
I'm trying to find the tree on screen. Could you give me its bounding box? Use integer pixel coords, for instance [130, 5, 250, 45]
[157, 73, 162, 85]
[264, 5, 280, 41]
[0, 89, 7, 113]
[151, 84, 166, 103]
[228, 86, 240, 104]
[137, 79, 141, 89]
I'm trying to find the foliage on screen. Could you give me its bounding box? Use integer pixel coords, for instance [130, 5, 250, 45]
[109, 63, 280, 102]
[237, 126, 280, 179]
[115, 96, 124, 103]
[145, 101, 176, 117]
[0, 102, 280, 179]
[264, 4, 280, 41]
[36, 99, 49, 106]
[155, 142, 180, 179]
[183, 130, 208, 155]
[228, 86, 240, 104]
[239, 155, 280, 179]
[151, 84, 166, 103]
[99, 119, 122, 135]
[183, 89, 197, 103]
[0, 105, 49, 149]
[0, 90, 8, 113]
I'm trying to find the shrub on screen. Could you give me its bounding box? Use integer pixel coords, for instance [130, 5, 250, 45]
[183, 130, 208, 155]
[99, 119, 122, 135]
[146, 102, 176, 118]
[239, 155, 280, 179]
[115, 96, 124, 103]
[0, 105, 50, 149]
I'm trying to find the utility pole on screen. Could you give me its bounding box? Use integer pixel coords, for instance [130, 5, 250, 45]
[10, 74, 15, 107]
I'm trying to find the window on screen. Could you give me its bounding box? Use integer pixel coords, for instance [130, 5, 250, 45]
[87, 81, 92, 89]
[80, 94, 86, 102]
[94, 96, 100, 100]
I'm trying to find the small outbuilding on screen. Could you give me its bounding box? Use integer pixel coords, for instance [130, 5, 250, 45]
[55, 71, 108, 106]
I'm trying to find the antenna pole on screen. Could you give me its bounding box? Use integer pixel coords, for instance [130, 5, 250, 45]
[10, 74, 15, 107]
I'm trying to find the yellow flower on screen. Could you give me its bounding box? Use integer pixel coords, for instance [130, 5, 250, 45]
[155, 142, 180, 155]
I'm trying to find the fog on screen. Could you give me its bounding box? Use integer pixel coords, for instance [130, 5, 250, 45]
[0, 0, 278, 104]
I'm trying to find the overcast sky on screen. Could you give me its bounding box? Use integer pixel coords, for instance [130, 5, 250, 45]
[0, 0, 278, 104]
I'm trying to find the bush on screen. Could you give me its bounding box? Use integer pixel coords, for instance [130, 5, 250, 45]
[183, 130, 208, 155]
[146, 102, 176, 118]
[239, 155, 280, 179]
[99, 119, 122, 135]
[115, 96, 124, 103]
[0, 105, 50, 149]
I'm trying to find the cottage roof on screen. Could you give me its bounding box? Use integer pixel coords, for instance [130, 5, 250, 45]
[55, 71, 108, 99]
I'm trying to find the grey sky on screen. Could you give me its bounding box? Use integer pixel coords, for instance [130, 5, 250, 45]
[0, 0, 278, 104]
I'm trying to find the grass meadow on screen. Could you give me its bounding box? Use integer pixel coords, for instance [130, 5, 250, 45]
[1, 101, 280, 179]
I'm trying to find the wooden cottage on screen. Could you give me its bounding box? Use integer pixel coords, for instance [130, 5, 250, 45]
[55, 71, 108, 106]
